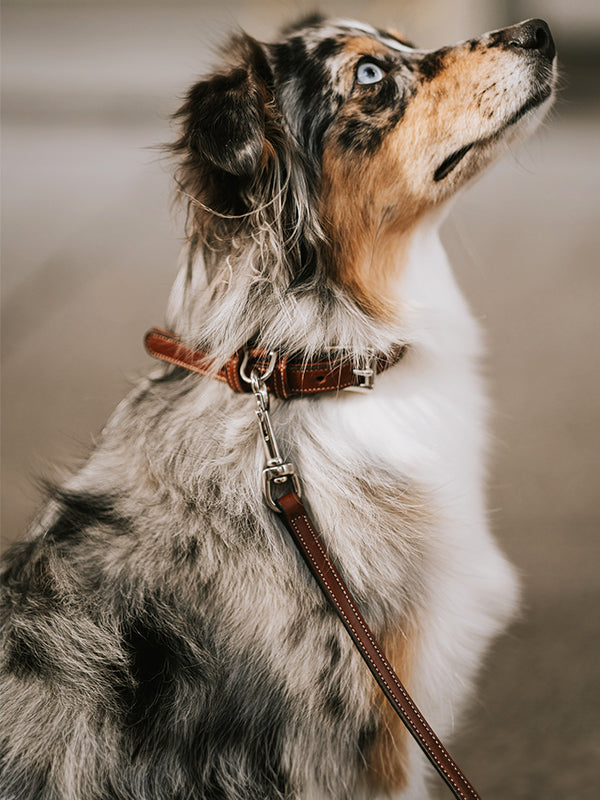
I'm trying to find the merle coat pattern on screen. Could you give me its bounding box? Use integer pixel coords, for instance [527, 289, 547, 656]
[1, 15, 556, 800]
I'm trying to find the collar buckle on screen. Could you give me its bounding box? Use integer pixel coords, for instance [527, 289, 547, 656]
[351, 349, 376, 391]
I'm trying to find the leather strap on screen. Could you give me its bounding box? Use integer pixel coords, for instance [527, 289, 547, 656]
[144, 328, 407, 398]
[276, 491, 481, 800]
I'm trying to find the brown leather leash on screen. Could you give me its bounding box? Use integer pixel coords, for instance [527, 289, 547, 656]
[145, 328, 482, 800]
[276, 491, 480, 800]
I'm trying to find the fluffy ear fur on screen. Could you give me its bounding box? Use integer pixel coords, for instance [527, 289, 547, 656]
[171, 34, 283, 212]
[171, 33, 299, 233]
[170, 34, 325, 290]
[179, 37, 273, 178]
[184, 70, 264, 177]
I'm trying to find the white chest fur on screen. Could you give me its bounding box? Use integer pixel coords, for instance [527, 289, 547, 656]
[294, 223, 519, 742]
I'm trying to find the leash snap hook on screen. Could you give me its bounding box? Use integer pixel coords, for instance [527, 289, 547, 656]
[245, 355, 302, 512]
[262, 463, 302, 512]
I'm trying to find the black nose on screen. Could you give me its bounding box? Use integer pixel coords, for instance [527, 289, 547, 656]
[505, 19, 555, 61]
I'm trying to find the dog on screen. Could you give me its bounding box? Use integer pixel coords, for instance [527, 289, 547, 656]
[0, 14, 555, 800]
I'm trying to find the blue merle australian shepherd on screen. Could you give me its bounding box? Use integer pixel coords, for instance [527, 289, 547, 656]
[1, 14, 555, 800]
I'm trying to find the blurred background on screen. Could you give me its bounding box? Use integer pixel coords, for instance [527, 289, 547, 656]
[2, 1, 599, 797]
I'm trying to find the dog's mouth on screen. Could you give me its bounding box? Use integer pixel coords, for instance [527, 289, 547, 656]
[433, 144, 474, 182]
[433, 82, 553, 183]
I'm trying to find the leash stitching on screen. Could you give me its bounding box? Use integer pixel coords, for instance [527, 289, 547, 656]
[288, 509, 478, 800]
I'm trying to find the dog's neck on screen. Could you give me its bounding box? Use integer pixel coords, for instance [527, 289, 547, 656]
[165, 211, 479, 368]
[390, 213, 482, 360]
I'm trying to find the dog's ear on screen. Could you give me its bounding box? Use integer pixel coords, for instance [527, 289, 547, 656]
[175, 35, 275, 178]
[171, 35, 322, 286]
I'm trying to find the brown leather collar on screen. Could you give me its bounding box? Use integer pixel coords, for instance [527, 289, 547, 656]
[145, 328, 407, 398]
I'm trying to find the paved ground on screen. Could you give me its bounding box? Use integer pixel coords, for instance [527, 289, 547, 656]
[2, 4, 599, 798]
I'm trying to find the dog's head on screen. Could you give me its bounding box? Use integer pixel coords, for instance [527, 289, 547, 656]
[172, 15, 556, 316]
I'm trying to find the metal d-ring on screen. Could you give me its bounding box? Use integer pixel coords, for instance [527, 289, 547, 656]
[240, 349, 278, 386]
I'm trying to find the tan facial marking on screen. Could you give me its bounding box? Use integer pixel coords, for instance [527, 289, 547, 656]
[385, 28, 414, 47]
[321, 41, 527, 316]
[389, 46, 515, 200]
[341, 35, 390, 59]
[320, 129, 425, 318]
[365, 624, 415, 793]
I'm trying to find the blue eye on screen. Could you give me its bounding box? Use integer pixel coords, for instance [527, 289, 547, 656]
[356, 61, 385, 85]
